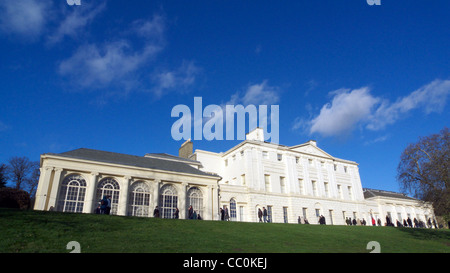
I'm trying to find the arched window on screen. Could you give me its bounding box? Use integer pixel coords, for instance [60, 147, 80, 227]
[129, 181, 151, 217]
[96, 178, 120, 215]
[188, 187, 203, 218]
[230, 198, 237, 221]
[159, 184, 178, 219]
[57, 174, 87, 213]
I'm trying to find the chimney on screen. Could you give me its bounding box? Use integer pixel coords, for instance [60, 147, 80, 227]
[179, 139, 193, 158]
[246, 127, 264, 142]
[309, 140, 317, 147]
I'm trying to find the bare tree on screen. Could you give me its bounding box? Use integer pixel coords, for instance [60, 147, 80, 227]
[25, 163, 40, 198]
[7, 157, 39, 192]
[397, 127, 449, 220]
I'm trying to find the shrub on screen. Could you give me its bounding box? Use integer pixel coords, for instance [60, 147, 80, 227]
[0, 187, 31, 209]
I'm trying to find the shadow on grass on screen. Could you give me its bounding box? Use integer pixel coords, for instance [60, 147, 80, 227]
[397, 226, 450, 241]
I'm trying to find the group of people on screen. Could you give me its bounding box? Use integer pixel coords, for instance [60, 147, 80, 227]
[94, 200, 440, 229]
[95, 195, 111, 215]
[345, 217, 367, 226]
[297, 215, 324, 225]
[188, 205, 202, 220]
[297, 216, 310, 224]
[257, 207, 270, 223]
[220, 207, 230, 221]
[384, 215, 437, 229]
[151, 205, 202, 220]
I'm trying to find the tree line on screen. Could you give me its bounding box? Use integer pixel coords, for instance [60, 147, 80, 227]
[0, 156, 40, 199]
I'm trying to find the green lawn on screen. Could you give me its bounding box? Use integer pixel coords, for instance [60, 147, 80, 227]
[0, 208, 449, 253]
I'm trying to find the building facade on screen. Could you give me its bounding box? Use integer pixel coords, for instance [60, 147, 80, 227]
[34, 128, 436, 227]
[191, 128, 436, 226]
[34, 148, 221, 220]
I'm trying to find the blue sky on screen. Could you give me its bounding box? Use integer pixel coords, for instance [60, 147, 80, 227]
[0, 0, 448, 193]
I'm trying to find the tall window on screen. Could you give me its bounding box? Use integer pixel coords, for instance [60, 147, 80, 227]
[348, 186, 353, 200]
[283, 207, 288, 223]
[96, 177, 120, 215]
[337, 185, 343, 199]
[298, 178, 304, 194]
[159, 184, 178, 219]
[188, 187, 203, 218]
[302, 208, 308, 220]
[267, 206, 273, 223]
[324, 182, 329, 197]
[230, 198, 237, 221]
[280, 176, 286, 193]
[129, 181, 151, 217]
[312, 180, 318, 196]
[264, 174, 271, 192]
[57, 174, 87, 213]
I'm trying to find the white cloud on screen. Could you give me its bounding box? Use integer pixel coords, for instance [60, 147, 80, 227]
[132, 15, 165, 40]
[151, 60, 200, 97]
[0, 0, 106, 43]
[366, 79, 450, 130]
[58, 15, 165, 90]
[0, 0, 50, 40]
[309, 87, 379, 137]
[297, 79, 450, 138]
[230, 80, 280, 106]
[59, 40, 161, 88]
[47, 1, 106, 44]
[363, 134, 389, 146]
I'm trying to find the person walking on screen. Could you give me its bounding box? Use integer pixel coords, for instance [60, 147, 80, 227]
[224, 206, 229, 221]
[105, 195, 111, 215]
[153, 206, 160, 218]
[258, 208, 263, 222]
[263, 207, 268, 223]
[188, 205, 193, 219]
[100, 196, 108, 214]
[220, 208, 224, 221]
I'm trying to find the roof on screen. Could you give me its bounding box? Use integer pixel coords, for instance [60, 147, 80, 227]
[144, 153, 201, 165]
[363, 188, 418, 201]
[46, 148, 220, 178]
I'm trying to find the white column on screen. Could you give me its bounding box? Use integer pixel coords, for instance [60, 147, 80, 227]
[118, 176, 131, 216]
[34, 167, 53, 211]
[85, 172, 98, 213]
[180, 182, 188, 219]
[47, 168, 63, 210]
[206, 185, 213, 220]
[212, 185, 219, 220]
[153, 179, 161, 215]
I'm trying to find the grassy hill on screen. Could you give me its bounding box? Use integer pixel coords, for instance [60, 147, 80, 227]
[0, 208, 449, 253]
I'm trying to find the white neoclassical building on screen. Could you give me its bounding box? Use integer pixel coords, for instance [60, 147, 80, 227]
[34, 148, 221, 220]
[190, 128, 436, 226]
[34, 128, 436, 227]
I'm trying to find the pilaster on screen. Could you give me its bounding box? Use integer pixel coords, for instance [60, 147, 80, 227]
[118, 176, 131, 216]
[85, 172, 98, 213]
